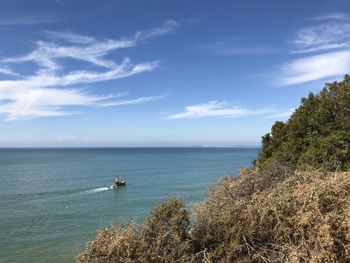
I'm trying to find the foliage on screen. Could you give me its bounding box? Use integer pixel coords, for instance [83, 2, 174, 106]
[138, 199, 192, 262]
[77, 199, 195, 263]
[191, 166, 350, 262]
[257, 75, 350, 170]
[77, 220, 139, 263]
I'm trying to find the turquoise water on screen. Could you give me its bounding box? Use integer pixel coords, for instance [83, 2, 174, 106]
[0, 148, 258, 263]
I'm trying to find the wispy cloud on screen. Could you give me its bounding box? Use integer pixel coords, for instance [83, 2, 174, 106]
[265, 108, 295, 119]
[291, 22, 350, 53]
[0, 67, 20, 77]
[0, 21, 176, 120]
[291, 43, 348, 54]
[56, 135, 99, 142]
[101, 94, 167, 107]
[134, 20, 178, 42]
[4, 20, 177, 71]
[308, 13, 350, 21]
[276, 13, 350, 86]
[277, 50, 350, 86]
[0, 87, 163, 121]
[42, 31, 96, 44]
[165, 101, 290, 120]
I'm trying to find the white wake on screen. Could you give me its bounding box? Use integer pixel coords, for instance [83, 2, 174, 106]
[83, 185, 114, 194]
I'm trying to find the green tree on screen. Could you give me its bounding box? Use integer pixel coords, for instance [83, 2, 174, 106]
[256, 75, 350, 171]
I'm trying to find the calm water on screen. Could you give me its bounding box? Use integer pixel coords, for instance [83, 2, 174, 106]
[0, 148, 258, 263]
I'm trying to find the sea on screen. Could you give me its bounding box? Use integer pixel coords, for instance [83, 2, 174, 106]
[0, 147, 258, 263]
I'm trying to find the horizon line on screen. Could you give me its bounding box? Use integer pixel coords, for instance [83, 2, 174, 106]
[0, 145, 261, 149]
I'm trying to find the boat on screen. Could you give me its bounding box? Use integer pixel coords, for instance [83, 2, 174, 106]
[113, 176, 126, 188]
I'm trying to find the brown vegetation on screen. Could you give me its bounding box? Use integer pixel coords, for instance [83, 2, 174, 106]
[77, 199, 195, 263]
[191, 166, 350, 262]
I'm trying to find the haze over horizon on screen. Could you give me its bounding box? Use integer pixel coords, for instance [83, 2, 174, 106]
[0, 0, 349, 147]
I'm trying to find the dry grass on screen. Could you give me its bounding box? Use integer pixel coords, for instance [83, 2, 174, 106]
[78, 199, 197, 263]
[192, 167, 350, 262]
[77, 220, 139, 263]
[78, 163, 350, 263]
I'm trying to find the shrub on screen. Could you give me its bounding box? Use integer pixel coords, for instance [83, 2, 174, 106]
[138, 199, 192, 262]
[191, 167, 350, 262]
[77, 199, 194, 263]
[77, 220, 139, 263]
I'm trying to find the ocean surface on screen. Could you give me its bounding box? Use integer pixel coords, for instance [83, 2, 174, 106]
[0, 147, 258, 263]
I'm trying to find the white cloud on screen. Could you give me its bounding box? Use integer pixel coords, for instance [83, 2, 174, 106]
[0, 21, 175, 120]
[134, 20, 178, 42]
[275, 14, 350, 86]
[4, 20, 176, 71]
[43, 31, 96, 44]
[56, 135, 80, 141]
[0, 59, 158, 91]
[0, 67, 20, 77]
[277, 50, 350, 86]
[3, 39, 134, 70]
[0, 87, 163, 120]
[309, 13, 350, 21]
[0, 88, 104, 120]
[292, 43, 348, 54]
[165, 101, 286, 120]
[291, 22, 350, 53]
[101, 94, 166, 107]
[265, 108, 295, 119]
[56, 135, 98, 142]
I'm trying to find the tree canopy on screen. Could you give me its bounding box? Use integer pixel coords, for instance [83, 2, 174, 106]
[256, 75, 350, 171]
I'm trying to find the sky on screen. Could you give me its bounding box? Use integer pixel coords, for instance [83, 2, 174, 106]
[0, 0, 349, 147]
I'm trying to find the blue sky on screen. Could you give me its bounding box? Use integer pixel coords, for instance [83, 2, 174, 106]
[0, 0, 349, 147]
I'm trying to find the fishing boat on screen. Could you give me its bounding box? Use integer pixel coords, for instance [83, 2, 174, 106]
[113, 176, 126, 188]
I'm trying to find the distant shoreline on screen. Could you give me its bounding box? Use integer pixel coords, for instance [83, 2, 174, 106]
[0, 145, 261, 149]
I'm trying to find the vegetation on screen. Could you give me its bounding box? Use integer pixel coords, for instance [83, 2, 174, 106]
[257, 75, 350, 170]
[78, 76, 350, 262]
[191, 166, 350, 262]
[78, 199, 194, 263]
